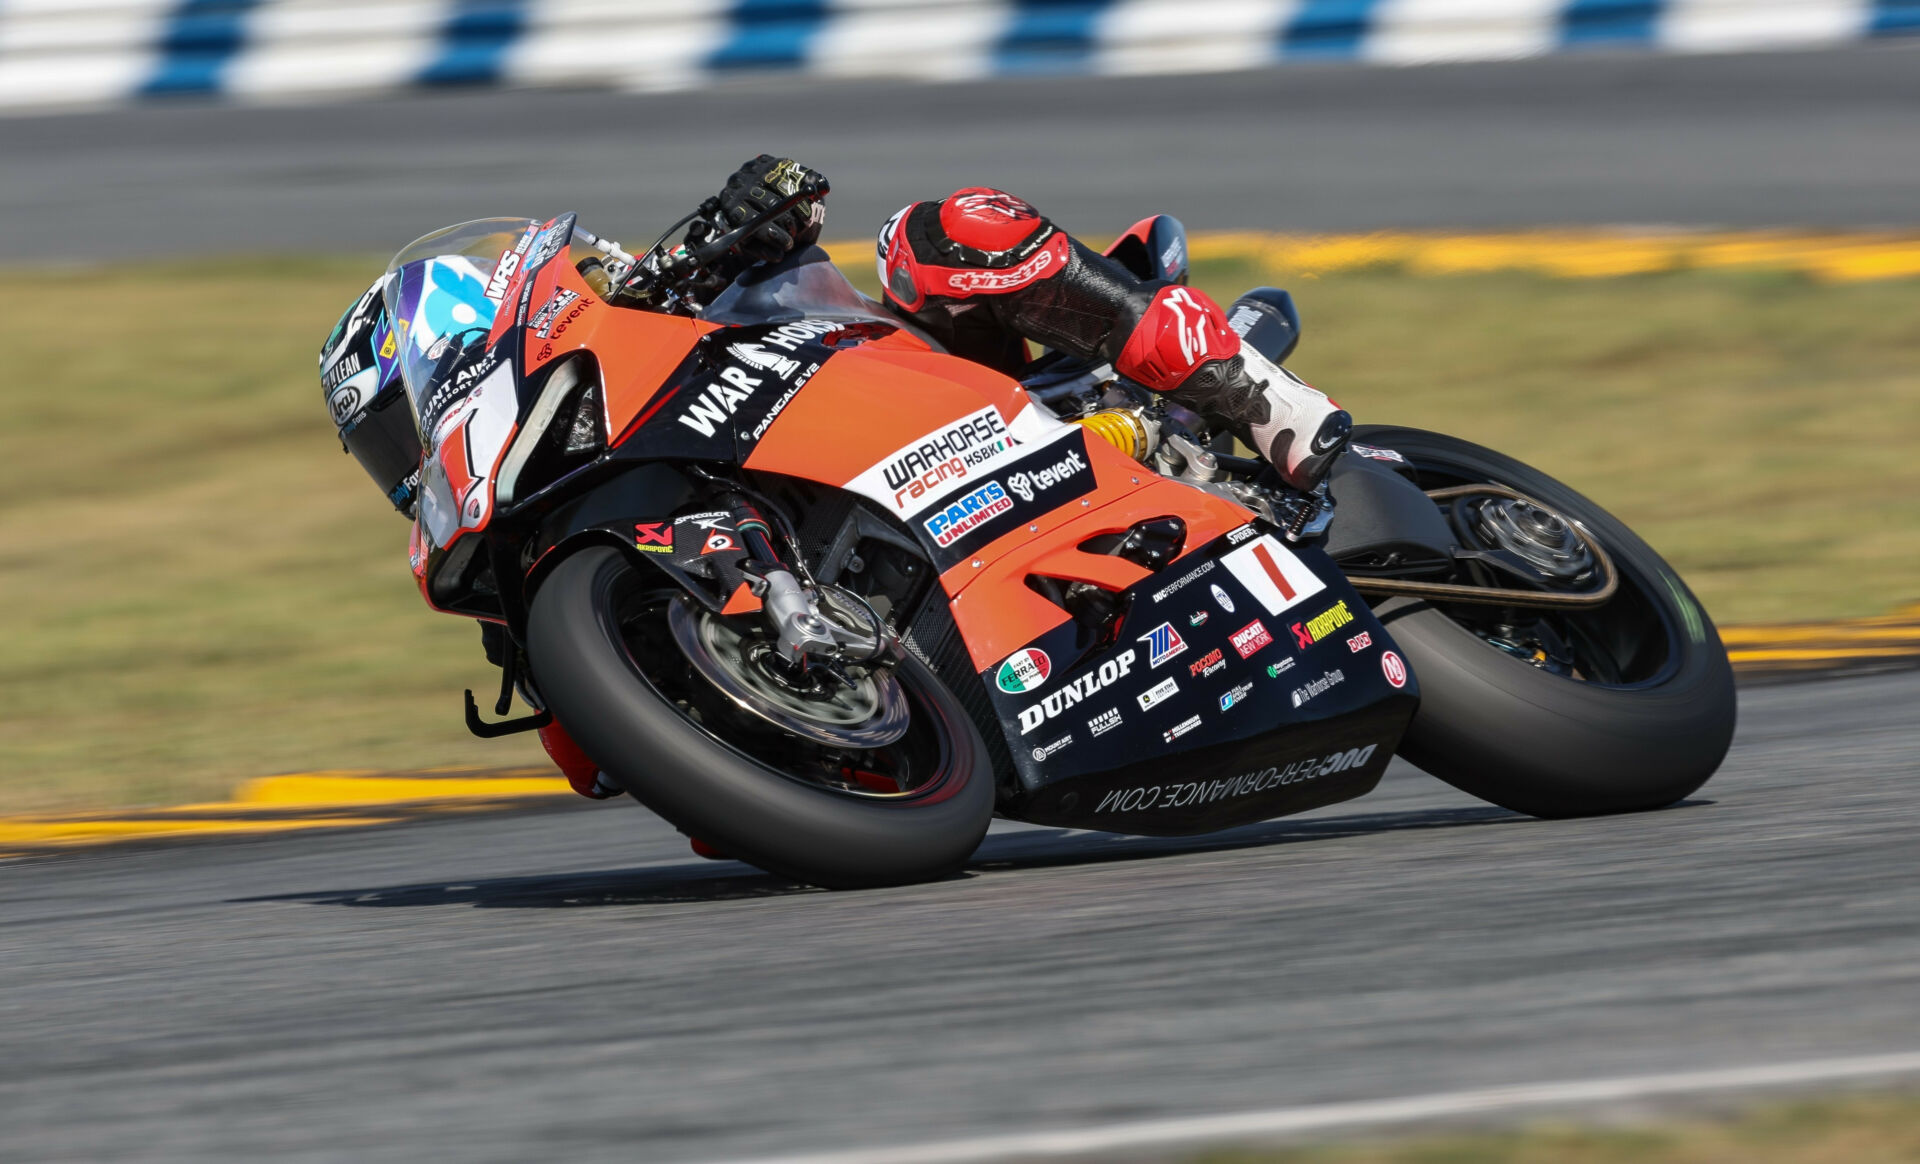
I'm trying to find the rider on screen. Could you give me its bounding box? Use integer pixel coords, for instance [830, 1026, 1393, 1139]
[319, 157, 1353, 797]
[706, 155, 1351, 493]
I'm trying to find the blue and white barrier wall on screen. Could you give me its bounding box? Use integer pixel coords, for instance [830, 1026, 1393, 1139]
[0, 0, 1915, 113]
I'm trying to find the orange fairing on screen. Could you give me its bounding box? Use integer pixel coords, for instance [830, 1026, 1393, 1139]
[522, 262, 718, 442]
[746, 336, 1253, 670]
[945, 457, 1253, 671]
[744, 343, 1026, 486]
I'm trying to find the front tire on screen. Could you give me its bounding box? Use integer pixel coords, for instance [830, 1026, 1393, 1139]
[527, 546, 995, 888]
[1353, 426, 1736, 818]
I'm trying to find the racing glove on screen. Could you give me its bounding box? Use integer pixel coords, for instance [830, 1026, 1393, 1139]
[711, 155, 829, 265]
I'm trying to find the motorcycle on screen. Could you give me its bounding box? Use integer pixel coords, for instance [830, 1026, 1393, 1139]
[368, 195, 1735, 889]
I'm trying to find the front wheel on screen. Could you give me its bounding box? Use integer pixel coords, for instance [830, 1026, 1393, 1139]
[526, 546, 994, 889]
[1351, 426, 1736, 818]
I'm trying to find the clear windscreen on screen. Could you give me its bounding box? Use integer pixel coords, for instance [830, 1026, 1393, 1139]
[381, 217, 541, 420]
[701, 249, 900, 326]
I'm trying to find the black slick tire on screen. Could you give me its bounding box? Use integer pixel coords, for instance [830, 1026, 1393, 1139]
[1356, 426, 1737, 818]
[526, 546, 995, 889]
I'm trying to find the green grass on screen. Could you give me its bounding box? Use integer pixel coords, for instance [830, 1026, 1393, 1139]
[1188, 1092, 1920, 1163]
[1, 255, 1915, 811]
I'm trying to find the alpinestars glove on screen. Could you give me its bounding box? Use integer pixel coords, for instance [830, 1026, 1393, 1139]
[711, 155, 829, 265]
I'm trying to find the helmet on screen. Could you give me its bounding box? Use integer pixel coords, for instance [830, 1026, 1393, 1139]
[319, 278, 422, 516]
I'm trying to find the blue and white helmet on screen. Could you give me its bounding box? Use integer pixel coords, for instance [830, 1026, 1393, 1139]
[319, 277, 421, 515]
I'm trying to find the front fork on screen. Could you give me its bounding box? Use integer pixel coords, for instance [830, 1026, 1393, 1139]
[725, 494, 899, 674]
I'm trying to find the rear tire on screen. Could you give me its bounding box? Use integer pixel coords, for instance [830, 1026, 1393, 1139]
[527, 546, 995, 888]
[1354, 426, 1736, 818]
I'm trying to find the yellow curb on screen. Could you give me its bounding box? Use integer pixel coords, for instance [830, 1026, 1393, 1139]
[4, 601, 1919, 856]
[0, 815, 402, 849]
[234, 772, 570, 807]
[825, 230, 1920, 283]
[1720, 625, 1920, 646]
[1726, 646, 1920, 664]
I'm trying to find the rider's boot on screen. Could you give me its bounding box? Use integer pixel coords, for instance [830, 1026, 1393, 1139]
[1115, 285, 1351, 492]
[1207, 344, 1352, 493]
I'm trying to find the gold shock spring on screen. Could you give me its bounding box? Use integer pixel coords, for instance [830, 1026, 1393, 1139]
[1074, 408, 1150, 463]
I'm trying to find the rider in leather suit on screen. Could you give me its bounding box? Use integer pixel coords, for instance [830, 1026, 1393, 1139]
[321, 157, 1355, 800]
[707, 155, 1352, 493]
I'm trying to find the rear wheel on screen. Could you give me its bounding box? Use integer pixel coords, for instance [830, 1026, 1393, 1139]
[1350, 426, 1736, 818]
[527, 546, 994, 888]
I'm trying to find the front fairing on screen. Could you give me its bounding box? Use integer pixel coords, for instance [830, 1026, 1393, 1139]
[984, 526, 1419, 835]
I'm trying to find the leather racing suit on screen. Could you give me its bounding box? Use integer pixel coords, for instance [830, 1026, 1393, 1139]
[872, 186, 1351, 492]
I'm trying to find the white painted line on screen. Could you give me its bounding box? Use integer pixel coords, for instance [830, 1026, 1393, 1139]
[704, 1050, 1920, 1164]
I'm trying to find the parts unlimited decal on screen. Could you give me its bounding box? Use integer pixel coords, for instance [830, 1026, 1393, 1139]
[925, 481, 1014, 547]
[918, 436, 1096, 563]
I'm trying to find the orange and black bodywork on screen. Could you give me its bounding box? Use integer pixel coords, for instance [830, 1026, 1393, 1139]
[409, 228, 1417, 836]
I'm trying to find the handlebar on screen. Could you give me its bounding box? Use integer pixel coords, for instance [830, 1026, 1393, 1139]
[627, 173, 831, 304]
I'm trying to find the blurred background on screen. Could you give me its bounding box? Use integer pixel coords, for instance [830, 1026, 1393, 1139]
[3, 4, 1920, 1163]
[11, 0, 1917, 812]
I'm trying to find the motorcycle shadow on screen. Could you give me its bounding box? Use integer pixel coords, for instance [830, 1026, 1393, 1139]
[239, 802, 1557, 910]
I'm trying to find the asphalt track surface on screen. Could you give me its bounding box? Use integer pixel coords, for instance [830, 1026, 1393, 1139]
[3, 43, 1919, 264]
[6, 668, 1919, 1162]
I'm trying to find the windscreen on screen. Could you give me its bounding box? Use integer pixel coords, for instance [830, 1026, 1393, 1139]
[380, 217, 540, 422]
[702, 248, 901, 327]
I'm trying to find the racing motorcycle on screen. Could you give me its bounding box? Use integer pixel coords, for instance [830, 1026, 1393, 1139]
[367, 195, 1735, 889]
